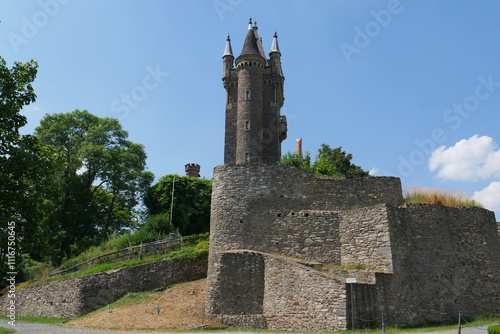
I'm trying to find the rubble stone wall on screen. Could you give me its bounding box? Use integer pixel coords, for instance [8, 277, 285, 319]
[0, 255, 208, 319]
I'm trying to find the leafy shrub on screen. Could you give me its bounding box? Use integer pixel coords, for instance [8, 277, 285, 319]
[488, 325, 500, 334]
[196, 240, 209, 250]
[60, 234, 126, 269]
[280, 144, 369, 178]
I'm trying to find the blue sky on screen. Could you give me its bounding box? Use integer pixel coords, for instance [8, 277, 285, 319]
[2, 0, 500, 218]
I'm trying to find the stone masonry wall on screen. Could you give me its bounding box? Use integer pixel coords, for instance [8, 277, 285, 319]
[269, 210, 341, 264]
[263, 254, 348, 331]
[0, 255, 208, 319]
[206, 250, 348, 331]
[377, 204, 500, 325]
[339, 204, 393, 272]
[210, 164, 403, 260]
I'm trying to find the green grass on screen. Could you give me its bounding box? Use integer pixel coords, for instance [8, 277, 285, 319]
[30, 243, 209, 286]
[314, 263, 377, 271]
[0, 327, 14, 334]
[58, 233, 133, 269]
[0, 314, 68, 324]
[489, 324, 500, 334]
[191, 316, 500, 333]
[337, 316, 500, 334]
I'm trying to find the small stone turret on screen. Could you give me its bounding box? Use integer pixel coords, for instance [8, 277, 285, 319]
[185, 163, 200, 178]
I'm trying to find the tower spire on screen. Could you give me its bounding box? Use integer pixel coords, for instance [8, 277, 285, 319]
[223, 35, 233, 57]
[270, 31, 280, 54]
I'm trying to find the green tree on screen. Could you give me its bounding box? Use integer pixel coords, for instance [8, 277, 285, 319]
[34, 110, 154, 262]
[1, 57, 39, 220]
[143, 175, 212, 237]
[281, 144, 369, 178]
[280, 150, 312, 171]
[0, 57, 57, 282]
[313, 144, 369, 178]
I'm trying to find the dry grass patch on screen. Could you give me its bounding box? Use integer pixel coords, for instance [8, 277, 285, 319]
[404, 187, 482, 208]
[65, 279, 217, 331]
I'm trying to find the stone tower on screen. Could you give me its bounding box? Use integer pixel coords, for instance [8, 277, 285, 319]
[184, 163, 200, 178]
[223, 19, 287, 164]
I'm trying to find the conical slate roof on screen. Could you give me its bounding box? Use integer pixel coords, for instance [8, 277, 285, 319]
[223, 35, 233, 57]
[239, 18, 266, 59]
[270, 32, 280, 54]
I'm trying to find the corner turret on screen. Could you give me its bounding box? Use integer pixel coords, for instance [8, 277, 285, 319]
[222, 35, 234, 79]
[269, 32, 283, 76]
[185, 163, 201, 178]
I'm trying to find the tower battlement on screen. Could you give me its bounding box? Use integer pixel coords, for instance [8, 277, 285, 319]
[184, 163, 200, 178]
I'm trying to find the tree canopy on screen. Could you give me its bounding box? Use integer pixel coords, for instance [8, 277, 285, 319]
[33, 110, 154, 262]
[142, 175, 212, 238]
[0, 57, 46, 222]
[280, 144, 370, 178]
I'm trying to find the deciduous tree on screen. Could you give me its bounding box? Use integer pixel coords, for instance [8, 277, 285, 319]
[35, 110, 154, 262]
[0, 57, 55, 281]
[143, 175, 212, 237]
[280, 143, 369, 178]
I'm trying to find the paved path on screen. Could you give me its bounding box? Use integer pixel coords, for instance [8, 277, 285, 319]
[1, 320, 172, 334]
[411, 324, 493, 334]
[0, 319, 496, 334]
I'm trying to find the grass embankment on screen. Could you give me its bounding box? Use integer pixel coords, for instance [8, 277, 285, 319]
[404, 186, 482, 208]
[23, 235, 209, 287]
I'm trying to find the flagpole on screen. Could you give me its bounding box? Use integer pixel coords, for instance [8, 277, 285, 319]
[169, 176, 176, 233]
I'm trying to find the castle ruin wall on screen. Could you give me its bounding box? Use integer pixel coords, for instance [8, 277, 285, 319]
[339, 204, 394, 272]
[210, 164, 403, 263]
[206, 250, 349, 331]
[375, 204, 500, 325]
[1, 255, 208, 319]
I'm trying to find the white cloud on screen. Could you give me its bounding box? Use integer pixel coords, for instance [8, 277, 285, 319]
[22, 105, 41, 112]
[473, 181, 500, 216]
[429, 135, 500, 181]
[369, 167, 383, 176]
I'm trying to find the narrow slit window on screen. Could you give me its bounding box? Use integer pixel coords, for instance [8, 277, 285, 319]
[245, 153, 250, 162]
[245, 121, 250, 129]
[245, 91, 251, 100]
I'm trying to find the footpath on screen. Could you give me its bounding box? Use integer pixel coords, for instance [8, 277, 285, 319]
[0, 319, 495, 334]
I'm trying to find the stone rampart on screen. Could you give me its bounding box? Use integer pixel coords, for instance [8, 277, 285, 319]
[375, 204, 500, 325]
[210, 164, 402, 261]
[0, 255, 208, 319]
